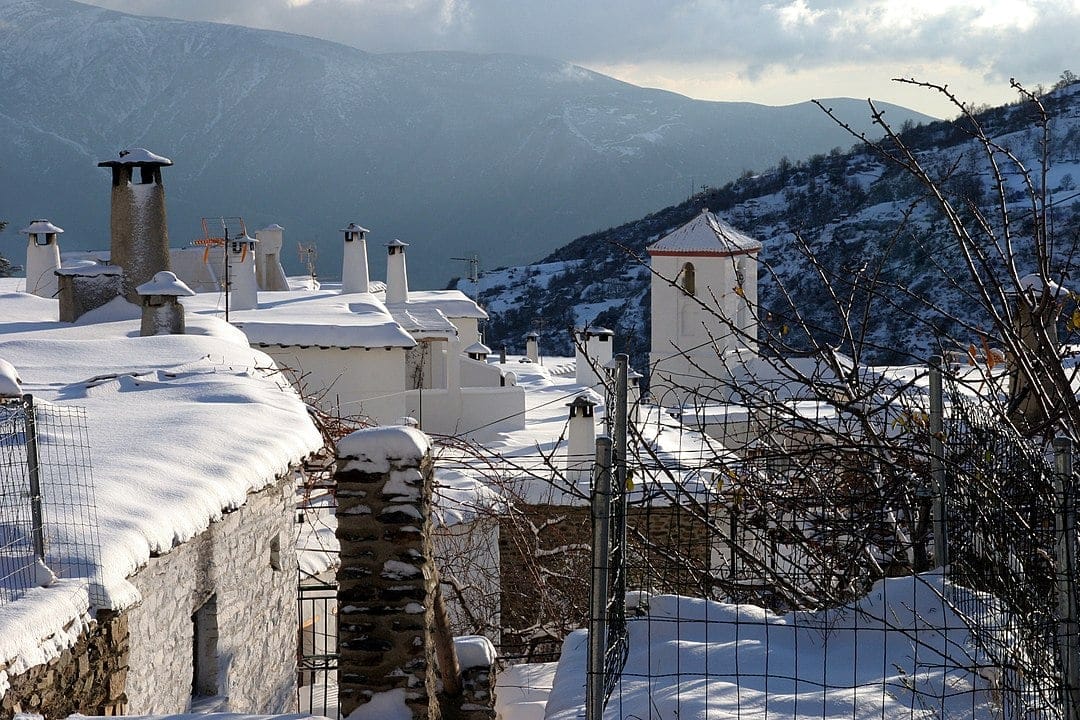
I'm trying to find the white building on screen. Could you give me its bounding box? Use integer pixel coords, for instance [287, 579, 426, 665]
[647, 209, 762, 406]
[0, 287, 322, 716]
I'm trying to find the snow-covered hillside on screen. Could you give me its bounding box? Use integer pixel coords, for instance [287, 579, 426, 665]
[0, 0, 932, 287]
[463, 82, 1080, 368]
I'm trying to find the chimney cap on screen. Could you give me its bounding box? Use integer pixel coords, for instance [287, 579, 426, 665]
[22, 219, 64, 235]
[341, 223, 370, 234]
[579, 325, 614, 337]
[98, 148, 173, 167]
[136, 271, 195, 297]
[260, 223, 285, 232]
[387, 238, 409, 248]
[567, 394, 598, 409]
[465, 341, 491, 356]
[525, 331, 539, 339]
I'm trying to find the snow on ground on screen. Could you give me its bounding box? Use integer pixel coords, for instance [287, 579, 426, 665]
[541, 573, 999, 720]
[0, 285, 323, 684]
[494, 662, 556, 720]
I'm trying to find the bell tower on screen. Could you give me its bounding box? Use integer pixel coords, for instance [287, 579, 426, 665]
[647, 209, 761, 405]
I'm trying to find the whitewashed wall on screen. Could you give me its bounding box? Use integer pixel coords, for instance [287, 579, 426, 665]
[124, 477, 297, 714]
[261, 345, 408, 424]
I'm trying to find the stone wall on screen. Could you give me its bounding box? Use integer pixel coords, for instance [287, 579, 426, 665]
[498, 502, 714, 658]
[0, 611, 128, 718]
[0, 472, 298, 719]
[125, 475, 298, 714]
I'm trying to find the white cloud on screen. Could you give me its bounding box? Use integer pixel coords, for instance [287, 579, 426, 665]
[76, 0, 1080, 113]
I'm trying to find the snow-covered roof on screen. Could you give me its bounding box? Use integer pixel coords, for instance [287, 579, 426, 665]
[0, 288, 322, 614]
[136, 271, 195, 297]
[182, 289, 417, 349]
[386, 301, 458, 338]
[1019, 273, 1074, 298]
[97, 148, 173, 166]
[397, 290, 488, 320]
[21, 220, 63, 235]
[647, 209, 762, 257]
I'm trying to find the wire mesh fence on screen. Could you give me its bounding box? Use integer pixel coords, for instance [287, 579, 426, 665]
[0, 395, 102, 606]
[580, 356, 1080, 720]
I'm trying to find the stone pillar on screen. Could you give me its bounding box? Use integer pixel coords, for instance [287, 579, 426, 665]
[335, 426, 441, 720]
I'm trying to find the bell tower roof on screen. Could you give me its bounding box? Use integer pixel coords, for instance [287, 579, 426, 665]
[647, 208, 761, 257]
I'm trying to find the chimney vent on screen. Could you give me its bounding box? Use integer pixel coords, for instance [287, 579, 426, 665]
[22, 220, 63, 298]
[97, 148, 174, 302]
[341, 222, 371, 294]
[136, 270, 195, 336]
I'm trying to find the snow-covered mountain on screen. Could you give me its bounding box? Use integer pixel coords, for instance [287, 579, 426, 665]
[461, 82, 1080, 368]
[0, 0, 933, 287]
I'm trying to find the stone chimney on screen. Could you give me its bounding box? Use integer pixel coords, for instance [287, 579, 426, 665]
[525, 331, 539, 364]
[227, 233, 259, 311]
[22, 220, 63, 299]
[56, 263, 124, 323]
[341, 223, 371, 294]
[136, 271, 194, 336]
[385, 239, 409, 305]
[97, 148, 173, 302]
[574, 326, 614, 388]
[566, 394, 597, 483]
[254, 224, 290, 291]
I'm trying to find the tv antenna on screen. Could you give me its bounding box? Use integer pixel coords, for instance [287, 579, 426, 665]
[298, 242, 318, 279]
[452, 255, 480, 284]
[194, 216, 247, 322]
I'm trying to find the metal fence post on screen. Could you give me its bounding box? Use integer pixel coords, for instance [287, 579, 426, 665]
[611, 355, 629, 631]
[587, 435, 613, 720]
[1055, 435, 1080, 719]
[929, 355, 948, 568]
[22, 394, 46, 563]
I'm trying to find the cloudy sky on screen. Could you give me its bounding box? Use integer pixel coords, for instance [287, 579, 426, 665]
[80, 0, 1078, 118]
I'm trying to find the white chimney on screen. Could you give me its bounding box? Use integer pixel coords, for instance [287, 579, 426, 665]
[385, 239, 409, 304]
[341, 222, 371, 294]
[525, 331, 539, 364]
[227, 234, 259, 311]
[465, 341, 491, 362]
[255, 224, 289, 291]
[22, 220, 63, 298]
[575, 326, 615, 388]
[566, 395, 597, 483]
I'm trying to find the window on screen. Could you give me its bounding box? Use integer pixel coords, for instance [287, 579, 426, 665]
[680, 262, 696, 296]
[192, 595, 220, 701]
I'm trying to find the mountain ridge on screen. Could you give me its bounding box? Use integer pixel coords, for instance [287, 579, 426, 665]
[0, 0, 933, 287]
[458, 82, 1080, 370]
